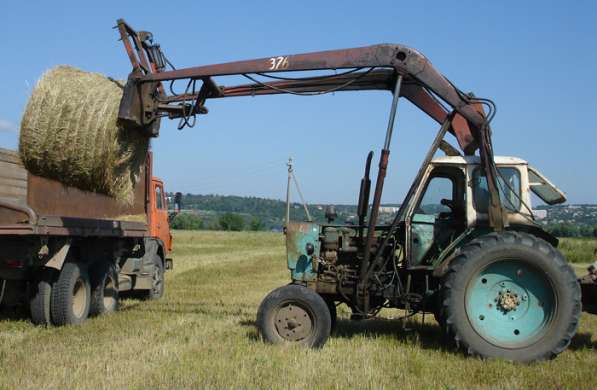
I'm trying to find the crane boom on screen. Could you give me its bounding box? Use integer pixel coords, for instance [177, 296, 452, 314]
[114, 19, 505, 232]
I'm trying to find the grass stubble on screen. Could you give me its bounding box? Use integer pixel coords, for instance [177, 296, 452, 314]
[0, 232, 595, 389]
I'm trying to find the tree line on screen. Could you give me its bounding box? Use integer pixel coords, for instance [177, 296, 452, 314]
[543, 223, 597, 238]
[170, 212, 265, 231]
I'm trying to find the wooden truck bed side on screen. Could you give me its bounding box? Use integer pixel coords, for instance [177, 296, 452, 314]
[0, 148, 148, 237]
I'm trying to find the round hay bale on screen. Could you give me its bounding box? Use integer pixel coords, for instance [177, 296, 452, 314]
[19, 65, 149, 204]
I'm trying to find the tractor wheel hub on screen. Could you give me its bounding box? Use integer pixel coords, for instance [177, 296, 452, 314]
[498, 291, 520, 312]
[274, 303, 313, 341]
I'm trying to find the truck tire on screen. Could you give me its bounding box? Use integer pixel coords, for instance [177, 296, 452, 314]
[89, 261, 119, 316]
[257, 284, 331, 348]
[29, 269, 55, 325]
[138, 255, 164, 300]
[441, 231, 581, 362]
[51, 262, 91, 326]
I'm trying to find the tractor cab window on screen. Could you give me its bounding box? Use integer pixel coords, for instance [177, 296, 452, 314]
[418, 177, 453, 216]
[473, 167, 521, 213]
[155, 185, 164, 209]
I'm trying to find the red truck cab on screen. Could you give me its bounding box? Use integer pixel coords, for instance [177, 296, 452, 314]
[150, 177, 172, 253]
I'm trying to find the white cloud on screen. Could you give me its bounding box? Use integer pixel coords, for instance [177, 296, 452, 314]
[0, 119, 18, 133]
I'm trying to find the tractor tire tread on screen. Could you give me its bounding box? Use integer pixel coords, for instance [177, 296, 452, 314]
[441, 231, 581, 362]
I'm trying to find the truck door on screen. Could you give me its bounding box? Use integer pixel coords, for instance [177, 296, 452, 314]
[150, 179, 172, 252]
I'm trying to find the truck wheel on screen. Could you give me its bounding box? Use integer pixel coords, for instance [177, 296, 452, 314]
[441, 232, 581, 362]
[257, 284, 331, 348]
[29, 269, 55, 325]
[139, 255, 164, 300]
[51, 262, 91, 326]
[89, 261, 119, 316]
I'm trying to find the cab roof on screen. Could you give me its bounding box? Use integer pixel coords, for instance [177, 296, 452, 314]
[431, 155, 527, 165]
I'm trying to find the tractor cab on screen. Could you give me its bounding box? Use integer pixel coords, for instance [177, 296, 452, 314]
[405, 156, 566, 267]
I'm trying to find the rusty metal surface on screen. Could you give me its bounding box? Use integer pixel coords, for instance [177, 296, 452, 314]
[580, 262, 597, 314]
[0, 148, 150, 238]
[0, 148, 148, 224]
[27, 169, 146, 220]
[116, 20, 484, 152]
[0, 218, 146, 238]
[27, 172, 146, 220]
[116, 19, 504, 232]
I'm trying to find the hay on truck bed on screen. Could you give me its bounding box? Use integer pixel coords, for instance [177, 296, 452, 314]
[19, 65, 149, 204]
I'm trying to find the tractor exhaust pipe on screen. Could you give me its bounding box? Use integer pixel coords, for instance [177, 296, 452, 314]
[357, 151, 374, 239]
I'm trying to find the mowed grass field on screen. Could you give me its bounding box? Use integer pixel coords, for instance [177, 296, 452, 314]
[1, 231, 596, 389]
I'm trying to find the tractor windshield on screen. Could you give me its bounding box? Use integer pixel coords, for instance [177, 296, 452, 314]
[473, 167, 521, 213]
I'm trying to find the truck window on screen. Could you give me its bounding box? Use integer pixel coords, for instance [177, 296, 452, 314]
[473, 167, 521, 213]
[528, 166, 566, 205]
[155, 185, 164, 209]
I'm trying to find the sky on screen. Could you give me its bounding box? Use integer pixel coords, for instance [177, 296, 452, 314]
[0, 1, 596, 204]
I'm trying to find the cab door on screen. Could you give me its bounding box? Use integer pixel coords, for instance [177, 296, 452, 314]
[150, 179, 172, 252]
[408, 167, 466, 266]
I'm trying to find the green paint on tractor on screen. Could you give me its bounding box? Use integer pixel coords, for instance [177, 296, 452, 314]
[285, 222, 320, 282]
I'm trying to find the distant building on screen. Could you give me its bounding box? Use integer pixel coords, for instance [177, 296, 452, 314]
[532, 209, 547, 220]
[379, 206, 399, 214]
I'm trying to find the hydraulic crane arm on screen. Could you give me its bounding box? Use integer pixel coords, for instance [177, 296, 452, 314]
[116, 19, 484, 153]
[115, 19, 505, 232]
[161, 69, 468, 150]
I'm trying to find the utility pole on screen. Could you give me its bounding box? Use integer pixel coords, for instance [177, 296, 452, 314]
[285, 157, 312, 226]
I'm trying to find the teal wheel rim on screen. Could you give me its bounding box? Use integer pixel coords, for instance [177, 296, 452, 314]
[465, 260, 555, 348]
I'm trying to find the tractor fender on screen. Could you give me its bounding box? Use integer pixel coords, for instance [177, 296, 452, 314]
[506, 224, 559, 247]
[433, 225, 559, 278]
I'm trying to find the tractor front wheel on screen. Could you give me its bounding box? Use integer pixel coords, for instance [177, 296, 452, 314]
[441, 232, 581, 362]
[257, 284, 331, 348]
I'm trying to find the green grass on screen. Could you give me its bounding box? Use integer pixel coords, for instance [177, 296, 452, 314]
[1, 231, 597, 389]
[559, 237, 597, 264]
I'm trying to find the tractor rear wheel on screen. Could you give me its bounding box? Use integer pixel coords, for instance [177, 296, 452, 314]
[441, 232, 581, 362]
[257, 284, 331, 348]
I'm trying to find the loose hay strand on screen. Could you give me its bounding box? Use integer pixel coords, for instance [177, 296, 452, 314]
[19, 65, 149, 204]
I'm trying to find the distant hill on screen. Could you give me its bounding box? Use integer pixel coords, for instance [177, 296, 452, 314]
[169, 193, 400, 230]
[169, 192, 597, 236]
